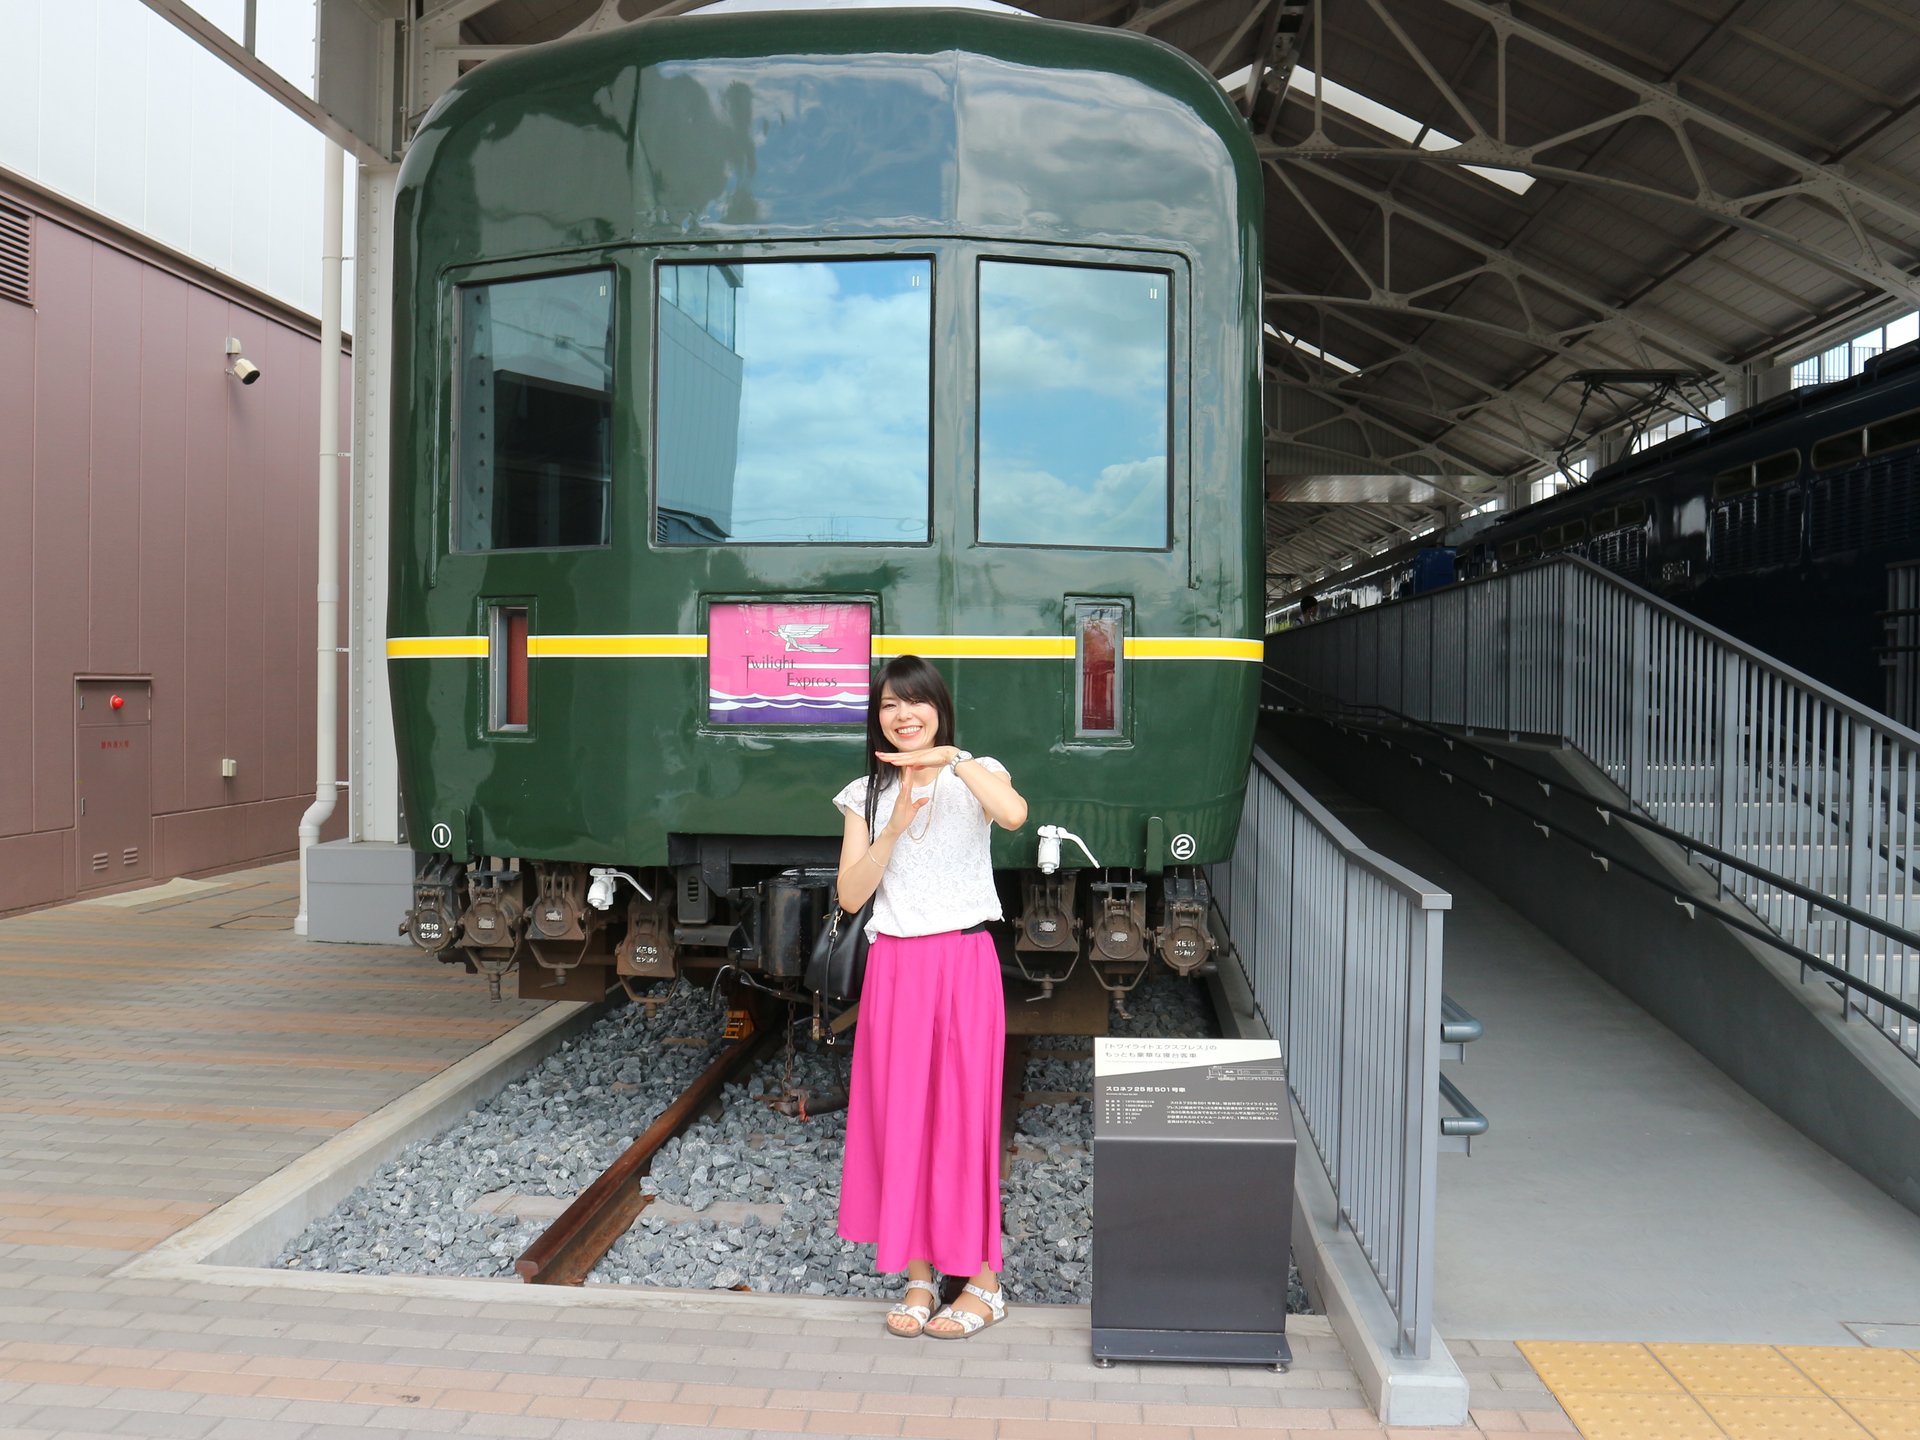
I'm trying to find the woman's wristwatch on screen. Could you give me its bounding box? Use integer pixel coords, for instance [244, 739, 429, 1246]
[946, 749, 973, 772]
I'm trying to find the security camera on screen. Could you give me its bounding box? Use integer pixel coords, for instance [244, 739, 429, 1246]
[224, 337, 261, 385]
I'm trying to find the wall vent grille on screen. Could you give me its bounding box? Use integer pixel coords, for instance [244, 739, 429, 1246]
[0, 204, 29, 307]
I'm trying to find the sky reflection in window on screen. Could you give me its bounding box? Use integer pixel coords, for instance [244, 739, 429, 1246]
[656, 258, 930, 544]
[977, 261, 1170, 549]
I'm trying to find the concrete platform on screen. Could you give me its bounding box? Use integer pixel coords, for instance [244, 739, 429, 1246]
[0, 861, 1578, 1437]
[1263, 736, 1920, 1350]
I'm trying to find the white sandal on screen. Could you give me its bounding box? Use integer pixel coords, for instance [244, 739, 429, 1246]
[886, 1276, 941, 1338]
[925, 1282, 1006, 1339]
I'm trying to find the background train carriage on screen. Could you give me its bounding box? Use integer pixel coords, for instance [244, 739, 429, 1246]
[1314, 342, 1920, 724]
[384, 9, 1267, 1004]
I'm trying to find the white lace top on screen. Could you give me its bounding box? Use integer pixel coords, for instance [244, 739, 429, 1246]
[831, 758, 1009, 941]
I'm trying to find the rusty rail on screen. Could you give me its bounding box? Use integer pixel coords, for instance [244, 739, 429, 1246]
[514, 1018, 775, 1286]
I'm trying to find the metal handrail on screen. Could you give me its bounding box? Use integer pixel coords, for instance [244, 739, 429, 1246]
[1269, 555, 1920, 1063]
[1213, 747, 1452, 1359]
[1261, 684, 1920, 1034]
[1264, 671, 1920, 959]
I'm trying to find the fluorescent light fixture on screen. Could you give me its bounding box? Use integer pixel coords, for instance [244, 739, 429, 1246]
[1264, 321, 1362, 375]
[1222, 63, 1534, 196]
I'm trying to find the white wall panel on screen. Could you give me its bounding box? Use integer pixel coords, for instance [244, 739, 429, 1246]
[186, 52, 238, 279]
[6, 0, 356, 320]
[36, 0, 100, 205]
[93, 5, 150, 226]
[0, 0, 42, 179]
[142, 38, 196, 256]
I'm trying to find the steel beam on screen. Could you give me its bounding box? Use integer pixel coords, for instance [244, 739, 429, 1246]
[1264, 0, 1920, 307]
[1259, 155, 1732, 369]
[135, 0, 391, 162]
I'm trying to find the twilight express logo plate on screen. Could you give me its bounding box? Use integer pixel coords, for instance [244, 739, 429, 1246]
[707, 601, 872, 725]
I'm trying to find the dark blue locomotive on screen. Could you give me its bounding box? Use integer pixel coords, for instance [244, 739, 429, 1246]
[1315, 341, 1920, 718]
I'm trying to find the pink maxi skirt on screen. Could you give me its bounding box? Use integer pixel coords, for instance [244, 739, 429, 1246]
[837, 928, 1005, 1277]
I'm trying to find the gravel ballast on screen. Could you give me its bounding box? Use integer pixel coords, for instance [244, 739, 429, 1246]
[275, 968, 1309, 1313]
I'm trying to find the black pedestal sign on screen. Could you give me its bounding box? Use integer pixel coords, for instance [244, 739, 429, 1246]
[1090, 1037, 1296, 1368]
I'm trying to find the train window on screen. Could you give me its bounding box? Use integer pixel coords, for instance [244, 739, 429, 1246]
[655, 258, 931, 544]
[976, 260, 1170, 549]
[1617, 500, 1649, 526]
[454, 270, 615, 552]
[1868, 407, 1920, 457]
[1811, 429, 1865, 471]
[1754, 450, 1800, 487]
[1712, 464, 1753, 500]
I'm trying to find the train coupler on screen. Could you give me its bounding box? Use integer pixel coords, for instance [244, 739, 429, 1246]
[1155, 871, 1216, 975]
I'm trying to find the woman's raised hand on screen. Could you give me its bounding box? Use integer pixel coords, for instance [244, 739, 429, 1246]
[880, 793, 932, 837]
[875, 745, 958, 769]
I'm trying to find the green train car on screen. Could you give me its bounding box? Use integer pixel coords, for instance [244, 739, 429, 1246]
[387, 8, 1265, 1003]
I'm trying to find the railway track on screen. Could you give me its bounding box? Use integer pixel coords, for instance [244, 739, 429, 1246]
[517, 1014, 1098, 1289]
[514, 1015, 776, 1285]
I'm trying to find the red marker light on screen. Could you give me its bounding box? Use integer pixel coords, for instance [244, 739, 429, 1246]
[110, 694, 124, 710]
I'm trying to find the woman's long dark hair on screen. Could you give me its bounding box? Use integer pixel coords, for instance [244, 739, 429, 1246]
[863, 655, 958, 838]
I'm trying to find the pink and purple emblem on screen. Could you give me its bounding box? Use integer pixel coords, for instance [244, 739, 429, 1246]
[708, 602, 872, 725]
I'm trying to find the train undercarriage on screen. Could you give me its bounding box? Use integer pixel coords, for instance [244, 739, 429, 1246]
[399, 840, 1217, 1014]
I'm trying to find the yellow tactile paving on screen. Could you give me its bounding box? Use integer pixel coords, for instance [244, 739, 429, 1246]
[1844, 1400, 1920, 1440]
[1521, 1342, 1686, 1394]
[1650, 1344, 1823, 1398]
[1783, 1348, 1920, 1401]
[1697, 1393, 1871, 1440]
[1520, 1341, 1920, 1440]
[1555, 1390, 1724, 1440]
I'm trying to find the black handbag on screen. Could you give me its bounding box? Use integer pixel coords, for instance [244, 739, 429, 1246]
[805, 892, 872, 1004]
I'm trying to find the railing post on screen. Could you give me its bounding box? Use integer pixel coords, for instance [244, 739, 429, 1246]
[1718, 649, 1743, 897]
[1335, 862, 1354, 1214]
[1557, 563, 1574, 742]
[1846, 721, 1871, 1019]
[1396, 904, 1441, 1359]
[1627, 605, 1650, 806]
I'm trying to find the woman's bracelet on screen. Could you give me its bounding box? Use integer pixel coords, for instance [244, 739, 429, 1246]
[864, 847, 886, 869]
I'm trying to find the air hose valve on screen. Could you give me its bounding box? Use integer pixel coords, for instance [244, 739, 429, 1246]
[1036, 824, 1099, 874]
[586, 867, 652, 911]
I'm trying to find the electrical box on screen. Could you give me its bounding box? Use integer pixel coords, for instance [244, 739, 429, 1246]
[1091, 1036, 1295, 1367]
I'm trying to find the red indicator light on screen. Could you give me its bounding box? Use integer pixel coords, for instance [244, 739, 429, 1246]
[1077, 606, 1122, 736]
[110, 694, 125, 710]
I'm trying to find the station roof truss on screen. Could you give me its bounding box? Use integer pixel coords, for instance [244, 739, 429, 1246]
[172, 0, 1920, 601]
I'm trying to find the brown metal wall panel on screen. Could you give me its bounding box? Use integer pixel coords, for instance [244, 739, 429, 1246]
[139, 267, 190, 820]
[89, 247, 144, 678]
[0, 287, 33, 840]
[0, 831, 67, 916]
[153, 793, 307, 879]
[2, 187, 351, 916]
[222, 299, 268, 810]
[30, 223, 90, 835]
[181, 285, 231, 816]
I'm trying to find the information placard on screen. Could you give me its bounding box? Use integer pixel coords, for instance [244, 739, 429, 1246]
[1092, 1035, 1294, 1367]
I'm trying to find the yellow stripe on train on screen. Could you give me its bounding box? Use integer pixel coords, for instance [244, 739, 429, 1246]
[872, 635, 1076, 659]
[386, 636, 489, 658]
[1124, 637, 1265, 662]
[526, 635, 709, 658]
[388, 633, 1263, 661]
